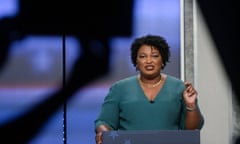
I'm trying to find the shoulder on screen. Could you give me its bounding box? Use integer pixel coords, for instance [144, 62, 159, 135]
[113, 75, 138, 86]
[165, 74, 185, 89]
[162, 74, 186, 95]
[108, 75, 138, 94]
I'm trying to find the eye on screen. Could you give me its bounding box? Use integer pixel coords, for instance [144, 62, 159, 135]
[152, 54, 159, 58]
[138, 55, 146, 58]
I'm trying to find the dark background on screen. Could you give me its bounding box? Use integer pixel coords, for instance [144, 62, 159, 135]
[0, 0, 182, 143]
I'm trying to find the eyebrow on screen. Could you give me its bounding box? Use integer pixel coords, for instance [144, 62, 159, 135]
[138, 51, 159, 54]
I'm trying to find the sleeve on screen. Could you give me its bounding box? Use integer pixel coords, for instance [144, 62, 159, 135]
[94, 83, 120, 130]
[179, 85, 186, 130]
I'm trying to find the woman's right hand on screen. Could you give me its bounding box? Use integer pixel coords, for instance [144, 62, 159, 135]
[95, 131, 103, 144]
[95, 125, 112, 144]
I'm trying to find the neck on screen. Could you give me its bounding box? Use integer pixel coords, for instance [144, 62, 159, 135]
[139, 74, 162, 88]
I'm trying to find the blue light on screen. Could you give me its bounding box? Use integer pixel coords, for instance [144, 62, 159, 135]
[0, 0, 18, 19]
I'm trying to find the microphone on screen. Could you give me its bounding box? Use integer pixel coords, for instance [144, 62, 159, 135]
[150, 100, 154, 103]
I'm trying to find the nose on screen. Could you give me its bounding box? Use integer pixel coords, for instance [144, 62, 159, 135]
[146, 56, 153, 63]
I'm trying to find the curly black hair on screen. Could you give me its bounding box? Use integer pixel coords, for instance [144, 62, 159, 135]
[130, 34, 170, 69]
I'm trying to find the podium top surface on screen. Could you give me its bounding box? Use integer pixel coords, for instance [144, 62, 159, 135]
[102, 130, 200, 144]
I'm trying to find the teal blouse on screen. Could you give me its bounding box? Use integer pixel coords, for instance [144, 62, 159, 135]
[94, 75, 204, 130]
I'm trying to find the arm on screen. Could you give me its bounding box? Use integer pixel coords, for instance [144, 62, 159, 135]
[183, 82, 203, 129]
[95, 125, 112, 144]
[94, 84, 120, 143]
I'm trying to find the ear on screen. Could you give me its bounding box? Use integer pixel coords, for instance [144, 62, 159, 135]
[161, 63, 165, 69]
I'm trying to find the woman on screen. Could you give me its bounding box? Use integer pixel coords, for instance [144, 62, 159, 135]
[94, 35, 204, 144]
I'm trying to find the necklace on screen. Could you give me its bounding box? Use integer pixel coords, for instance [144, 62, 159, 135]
[139, 75, 162, 88]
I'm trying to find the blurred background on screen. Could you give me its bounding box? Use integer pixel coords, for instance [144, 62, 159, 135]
[0, 0, 181, 143]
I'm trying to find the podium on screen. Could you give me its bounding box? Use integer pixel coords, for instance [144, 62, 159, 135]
[102, 130, 200, 144]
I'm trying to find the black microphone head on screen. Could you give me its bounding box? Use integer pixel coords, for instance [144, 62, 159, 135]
[150, 100, 154, 103]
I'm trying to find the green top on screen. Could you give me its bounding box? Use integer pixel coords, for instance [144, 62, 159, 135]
[94, 75, 204, 130]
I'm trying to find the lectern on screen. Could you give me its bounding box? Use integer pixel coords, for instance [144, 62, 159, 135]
[102, 130, 200, 144]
